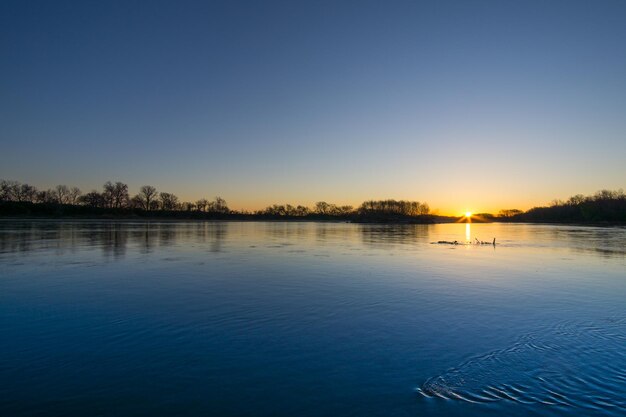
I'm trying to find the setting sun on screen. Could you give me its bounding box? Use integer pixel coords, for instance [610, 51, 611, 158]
[465, 211, 472, 218]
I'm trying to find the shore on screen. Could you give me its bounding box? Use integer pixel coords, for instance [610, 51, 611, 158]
[1, 215, 624, 227]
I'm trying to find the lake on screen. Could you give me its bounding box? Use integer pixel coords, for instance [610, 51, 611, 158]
[0, 221, 625, 417]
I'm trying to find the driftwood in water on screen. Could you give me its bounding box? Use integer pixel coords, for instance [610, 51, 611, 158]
[476, 238, 496, 246]
[432, 238, 496, 246]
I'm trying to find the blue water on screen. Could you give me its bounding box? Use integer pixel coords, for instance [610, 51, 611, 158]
[0, 221, 625, 416]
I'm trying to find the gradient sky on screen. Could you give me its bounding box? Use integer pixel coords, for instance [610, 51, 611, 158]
[1, 0, 625, 215]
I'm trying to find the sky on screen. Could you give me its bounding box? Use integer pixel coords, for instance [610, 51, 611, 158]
[1, 0, 625, 215]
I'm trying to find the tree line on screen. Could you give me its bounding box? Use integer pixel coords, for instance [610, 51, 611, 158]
[3, 179, 622, 223]
[0, 180, 230, 214]
[254, 200, 430, 219]
[0, 179, 434, 221]
[465, 190, 625, 223]
[506, 189, 626, 223]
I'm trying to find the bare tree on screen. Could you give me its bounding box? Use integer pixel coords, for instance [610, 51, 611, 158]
[208, 196, 229, 214]
[339, 205, 354, 215]
[21, 184, 38, 202]
[498, 209, 523, 218]
[0, 180, 9, 201]
[102, 181, 128, 208]
[315, 201, 330, 215]
[9, 182, 23, 202]
[550, 199, 565, 207]
[139, 185, 158, 211]
[195, 198, 208, 212]
[159, 192, 179, 211]
[0, 180, 19, 201]
[56, 185, 70, 204]
[358, 199, 429, 216]
[567, 194, 586, 206]
[35, 189, 57, 204]
[129, 195, 144, 209]
[181, 201, 195, 211]
[7, 182, 38, 203]
[296, 205, 310, 216]
[112, 182, 129, 208]
[68, 187, 81, 205]
[79, 191, 105, 208]
[102, 181, 115, 208]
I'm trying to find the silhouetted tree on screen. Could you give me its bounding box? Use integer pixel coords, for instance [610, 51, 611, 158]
[159, 192, 179, 211]
[550, 199, 565, 207]
[79, 191, 105, 208]
[498, 209, 523, 218]
[567, 194, 586, 206]
[208, 196, 228, 214]
[358, 199, 429, 216]
[55, 185, 70, 204]
[102, 181, 129, 208]
[139, 185, 157, 211]
[315, 201, 330, 215]
[68, 187, 81, 205]
[196, 198, 208, 212]
[296, 205, 310, 216]
[10, 182, 38, 202]
[129, 195, 144, 209]
[514, 189, 626, 223]
[336, 205, 353, 215]
[35, 189, 57, 204]
[261, 204, 287, 216]
[2, 180, 39, 202]
[181, 201, 195, 211]
[102, 182, 114, 207]
[23, 184, 38, 202]
[112, 182, 129, 208]
[0, 180, 13, 201]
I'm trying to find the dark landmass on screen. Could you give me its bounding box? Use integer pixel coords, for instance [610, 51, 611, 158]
[1, 179, 624, 225]
[506, 190, 626, 224]
[0, 201, 457, 224]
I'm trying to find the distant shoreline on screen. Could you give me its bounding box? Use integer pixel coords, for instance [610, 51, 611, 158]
[2, 183, 625, 224]
[0, 215, 624, 228]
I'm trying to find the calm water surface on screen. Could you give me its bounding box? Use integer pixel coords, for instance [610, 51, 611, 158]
[1, 221, 625, 416]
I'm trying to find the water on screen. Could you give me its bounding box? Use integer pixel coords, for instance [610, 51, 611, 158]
[0, 221, 625, 417]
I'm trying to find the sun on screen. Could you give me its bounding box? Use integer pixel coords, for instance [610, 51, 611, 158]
[465, 211, 472, 218]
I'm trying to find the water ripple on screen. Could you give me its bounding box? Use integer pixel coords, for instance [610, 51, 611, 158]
[418, 316, 626, 413]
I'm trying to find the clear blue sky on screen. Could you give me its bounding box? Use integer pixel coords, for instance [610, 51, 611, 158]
[1, 0, 625, 214]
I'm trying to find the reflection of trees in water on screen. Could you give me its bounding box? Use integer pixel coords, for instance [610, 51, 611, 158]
[1, 221, 624, 260]
[359, 224, 431, 248]
[55, 223, 81, 256]
[262, 221, 356, 245]
[128, 223, 159, 254]
[183, 222, 228, 252]
[205, 222, 227, 253]
[100, 223, 128, 259]
[157, 224, 177, 247]
[102, 222, 230, 254]
[128, 222, 228, 252]
[0, 221, 230, 258]
[314, 222, 355, 243]
[0, 222, 83, 255]
[265, 222, 311, 241]
[0, 222, 431, 256]
[127, 222, 229, 253]
[0, 222, 36, 253]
